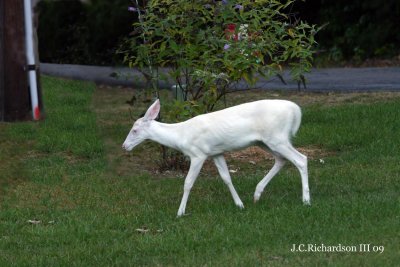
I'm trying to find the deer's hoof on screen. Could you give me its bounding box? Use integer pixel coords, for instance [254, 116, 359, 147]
[236, 202, 245, 209]
[253, 192, 261, 203]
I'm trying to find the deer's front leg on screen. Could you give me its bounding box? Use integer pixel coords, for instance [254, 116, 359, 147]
[177, 157, 206, 217]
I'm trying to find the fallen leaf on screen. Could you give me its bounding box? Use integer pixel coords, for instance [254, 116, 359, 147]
[27, 220, 41, 225]
[135, 228, 149, 234]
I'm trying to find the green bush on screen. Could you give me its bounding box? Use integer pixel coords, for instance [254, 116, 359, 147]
[123, 0, 318, 117]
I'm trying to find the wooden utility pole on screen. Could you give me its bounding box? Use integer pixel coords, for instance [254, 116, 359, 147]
[0, 0, 42, 121]
[0, 0, 5, 120]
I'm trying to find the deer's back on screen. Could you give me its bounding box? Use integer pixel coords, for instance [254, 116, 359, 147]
[180, 100, 301, 156]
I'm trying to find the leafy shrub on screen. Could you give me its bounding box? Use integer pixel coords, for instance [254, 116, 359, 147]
[123, 0, 318, 116]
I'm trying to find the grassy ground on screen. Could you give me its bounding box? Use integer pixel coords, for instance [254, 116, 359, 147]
[0, 77, 399, 266]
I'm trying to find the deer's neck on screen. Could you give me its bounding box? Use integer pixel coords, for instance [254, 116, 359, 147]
[148, 121, 185, 151]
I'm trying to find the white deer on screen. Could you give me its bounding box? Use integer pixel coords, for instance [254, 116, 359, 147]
[122, 99, 310, 217]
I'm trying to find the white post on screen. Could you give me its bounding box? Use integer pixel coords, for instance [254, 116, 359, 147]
[23, 0, 40, 120]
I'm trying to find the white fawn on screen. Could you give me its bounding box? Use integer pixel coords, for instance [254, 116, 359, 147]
[122, 99, 310, 217]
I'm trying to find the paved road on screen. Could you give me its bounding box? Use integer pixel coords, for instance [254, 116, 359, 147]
[40, 63, 400, 92]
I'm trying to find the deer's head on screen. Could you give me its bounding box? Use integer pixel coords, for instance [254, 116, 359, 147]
[122, 99, 160, 151]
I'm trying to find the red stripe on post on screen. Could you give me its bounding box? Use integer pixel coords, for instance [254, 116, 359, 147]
[34, 106, 40, 120]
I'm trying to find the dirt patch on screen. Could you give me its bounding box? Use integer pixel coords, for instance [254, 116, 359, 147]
[226, 90, 400, 108]
[228, 145, 331, 162]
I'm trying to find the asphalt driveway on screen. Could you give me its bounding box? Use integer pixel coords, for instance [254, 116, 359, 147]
[40, 63, 400, 92]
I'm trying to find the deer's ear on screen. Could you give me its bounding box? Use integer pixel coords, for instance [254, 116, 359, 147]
[143, 99, 160, 121]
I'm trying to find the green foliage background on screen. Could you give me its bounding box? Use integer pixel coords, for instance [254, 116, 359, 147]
[295, 0, 400, 61]
[37, 0, 133, 65]
[37, 0, 400, 65]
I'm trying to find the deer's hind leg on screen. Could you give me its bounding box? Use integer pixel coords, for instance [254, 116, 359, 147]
[213, 155, 244, 209]
[265, 140, 310, 204]
[254, 146, 286, 202]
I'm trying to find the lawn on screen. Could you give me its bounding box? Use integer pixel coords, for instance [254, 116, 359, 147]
[0, 76, 399, 266]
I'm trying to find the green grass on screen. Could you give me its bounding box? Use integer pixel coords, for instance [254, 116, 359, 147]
[0, 77, 399, 266]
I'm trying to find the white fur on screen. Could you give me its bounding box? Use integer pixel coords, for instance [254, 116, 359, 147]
[122, 99, 310, 217]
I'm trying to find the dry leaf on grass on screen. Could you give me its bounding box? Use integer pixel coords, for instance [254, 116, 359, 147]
[135, 228, 150, 234]
[27, 220, 41, 225]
